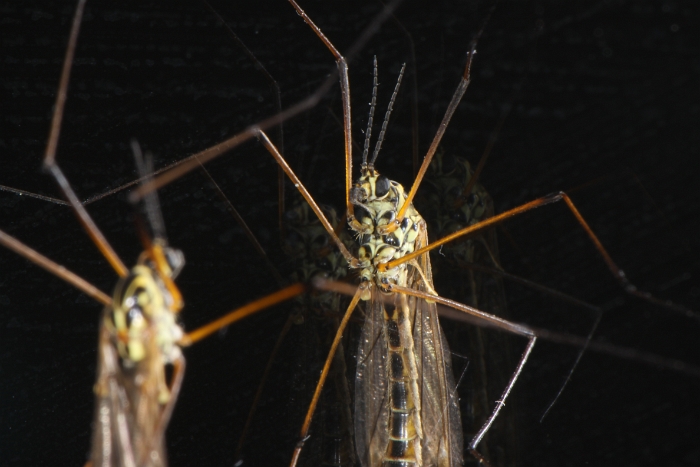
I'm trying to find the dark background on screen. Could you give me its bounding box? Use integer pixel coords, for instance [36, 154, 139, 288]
[1, 0, 699, 465]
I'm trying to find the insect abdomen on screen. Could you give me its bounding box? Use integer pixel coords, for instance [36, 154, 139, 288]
[383, 307, 420, 467]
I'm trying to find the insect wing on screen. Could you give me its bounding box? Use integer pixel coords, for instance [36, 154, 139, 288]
[412, 234, 463, 467]
[354, 295, 389, 467]
[90, 312, 168, 467]
[411, 294, 463, 467]
[418, 155, 517, 464]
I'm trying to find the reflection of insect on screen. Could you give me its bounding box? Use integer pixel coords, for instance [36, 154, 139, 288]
[278, 202, 357, 467]
[0, 160, 300, 467]
[231, 200, 358, 467]
[0, 2, 302, 465]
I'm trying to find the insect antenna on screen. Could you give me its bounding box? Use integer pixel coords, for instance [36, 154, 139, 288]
[361, 56, 379, 170]
[131, 140, 168, 243]
[368, 62, 406, 169]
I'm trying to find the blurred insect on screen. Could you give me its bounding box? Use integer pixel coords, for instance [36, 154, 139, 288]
[0, 1, 302, 465]
[268, 202, 358, 467]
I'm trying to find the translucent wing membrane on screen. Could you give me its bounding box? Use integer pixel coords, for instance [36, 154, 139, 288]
[412, 244, 463, 467]
[418, 152, 519, 464]
[354, 295, 388, 466]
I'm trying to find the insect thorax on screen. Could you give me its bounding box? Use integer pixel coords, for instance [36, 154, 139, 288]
[107, 264, 184, 368]
[350, 169, 424, 293]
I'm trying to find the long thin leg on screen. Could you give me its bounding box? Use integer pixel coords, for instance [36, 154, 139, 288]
[286, 0, 355, 222]
[389, 44, 477, 232]
[289, 285, 364, 467]
[256, 130, 359, 267]
[44, 164, 129, 277]
[361, 280, 700, 376]
[390, 283, 534, 338]
[180, 283, 306, 346]
[312, 278, 699, 376]
[40, 0, 128, 278]
[392, 5, 496, 230]
[43, 0, 85, 169]
[383, 191, 699, 320]
[129, 0, 405, 203]
[0, 229, 111, 306]
[469, 337, 536, 450]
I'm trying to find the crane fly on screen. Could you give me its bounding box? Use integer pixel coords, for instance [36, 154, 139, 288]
[8, 0, 696, 463]
[244, 2, 696, 465]
[126, 0, 700, 465]
[0, 1, 302, 465]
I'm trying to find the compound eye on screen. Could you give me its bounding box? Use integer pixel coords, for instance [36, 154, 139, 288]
[375, 175, 391, 198]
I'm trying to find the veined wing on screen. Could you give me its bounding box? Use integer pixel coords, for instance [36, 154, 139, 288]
[412, 229, 463, 467]
[419, 154, 515, 465]
[89, 308, 171, 467]
[354, 294, 389, 467]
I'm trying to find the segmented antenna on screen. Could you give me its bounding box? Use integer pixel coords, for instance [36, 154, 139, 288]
[131, 140, 167, 241]
[369, 63, 406, 167]
[362, 56, 379, 169]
